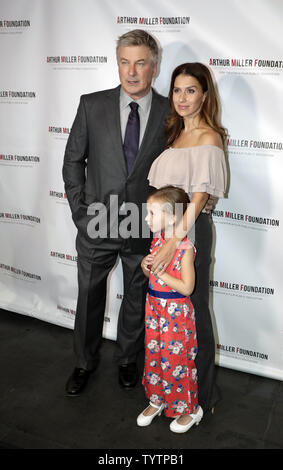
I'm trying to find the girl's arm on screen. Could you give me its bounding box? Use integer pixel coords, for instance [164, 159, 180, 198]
[151, 192, 208, 275]
[157, 246, 195, 296]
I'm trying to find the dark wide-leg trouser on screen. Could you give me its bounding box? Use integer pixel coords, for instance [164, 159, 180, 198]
[191, 213, 220, 413]
[73, 238, 148, 371]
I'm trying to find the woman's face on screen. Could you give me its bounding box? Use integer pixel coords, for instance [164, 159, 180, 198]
[172, 73, 206, 119]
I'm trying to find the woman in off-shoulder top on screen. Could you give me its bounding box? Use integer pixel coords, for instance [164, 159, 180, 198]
[148, 62, 228, 424]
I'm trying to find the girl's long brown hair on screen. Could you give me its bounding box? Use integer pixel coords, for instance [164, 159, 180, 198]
[165, 62, 227, 148]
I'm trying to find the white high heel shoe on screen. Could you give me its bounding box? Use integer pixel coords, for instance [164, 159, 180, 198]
[137, 402, 165, 427]
[169, 406, 203, 433]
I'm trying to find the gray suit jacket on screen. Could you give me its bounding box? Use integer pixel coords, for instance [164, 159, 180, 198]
[63, 85, 169, 253]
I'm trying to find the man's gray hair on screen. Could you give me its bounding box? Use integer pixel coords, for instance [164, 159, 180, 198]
[116, 29, 159, 65]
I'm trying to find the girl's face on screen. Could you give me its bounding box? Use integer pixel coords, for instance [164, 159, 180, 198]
[172, 73, 206, 119]
[145, 198, 175, 234]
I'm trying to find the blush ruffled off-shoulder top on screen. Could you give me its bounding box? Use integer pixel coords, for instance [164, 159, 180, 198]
[148, 145, 227, 199]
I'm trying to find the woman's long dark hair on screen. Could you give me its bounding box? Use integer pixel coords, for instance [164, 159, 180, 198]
[165, 62, 227, 148]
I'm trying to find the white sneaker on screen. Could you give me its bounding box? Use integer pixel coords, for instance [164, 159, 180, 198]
[169, 406, 203, 433]
[137, 402, 164, 427]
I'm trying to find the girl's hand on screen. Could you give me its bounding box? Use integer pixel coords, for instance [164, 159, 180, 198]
[141, 254, 155, 274]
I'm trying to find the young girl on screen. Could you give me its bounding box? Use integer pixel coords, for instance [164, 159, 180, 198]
[137, 185, 203, 433]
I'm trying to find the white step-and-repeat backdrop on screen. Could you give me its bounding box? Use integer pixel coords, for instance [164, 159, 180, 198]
[1, 0, 282, 380]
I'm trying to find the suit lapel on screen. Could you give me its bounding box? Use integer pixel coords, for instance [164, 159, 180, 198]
[104, 85, 128, 177]
[130, 90, 165, 174]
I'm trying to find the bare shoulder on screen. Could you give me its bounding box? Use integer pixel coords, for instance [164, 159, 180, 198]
[181, 244, 194, 263]
[198, 128, 223, 149]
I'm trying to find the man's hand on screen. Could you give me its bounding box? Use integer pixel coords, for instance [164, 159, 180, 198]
[204, 195, 216, 214]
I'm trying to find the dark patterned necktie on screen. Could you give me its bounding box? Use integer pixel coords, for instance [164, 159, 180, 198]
[123, 101, 140, 173]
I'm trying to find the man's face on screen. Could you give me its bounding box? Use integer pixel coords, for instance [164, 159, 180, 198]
[117, 45, 157, 100]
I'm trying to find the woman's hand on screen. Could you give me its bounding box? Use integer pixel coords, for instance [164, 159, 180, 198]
[151, 238, 178, 276]
[151, 193, 209, 276]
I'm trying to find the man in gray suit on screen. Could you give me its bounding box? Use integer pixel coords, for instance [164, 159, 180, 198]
[63, 30, 169, 395]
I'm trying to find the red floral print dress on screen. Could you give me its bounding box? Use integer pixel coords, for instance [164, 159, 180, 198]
[142, 233, 198, 417]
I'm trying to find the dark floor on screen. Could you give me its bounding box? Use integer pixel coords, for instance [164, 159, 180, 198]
[0, 308, 282, 452]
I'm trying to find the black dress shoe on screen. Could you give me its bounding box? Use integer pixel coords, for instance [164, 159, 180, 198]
[119, 363, 138, 390]
[65, 368, 90, 396]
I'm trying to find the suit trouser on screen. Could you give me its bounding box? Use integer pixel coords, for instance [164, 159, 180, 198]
[191, 213, 220, 412]
[73, 237, 148, 371]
